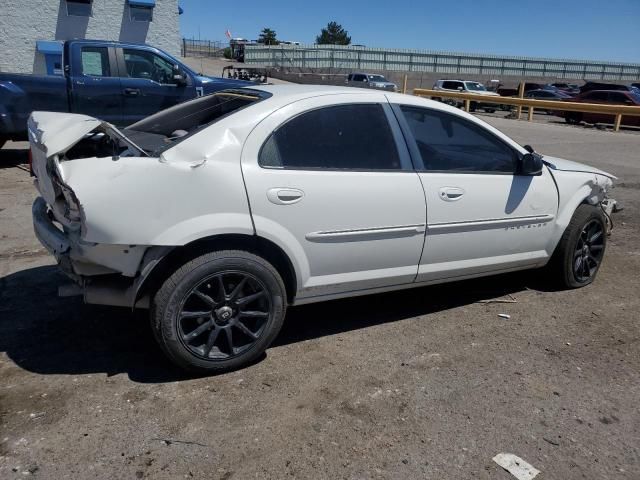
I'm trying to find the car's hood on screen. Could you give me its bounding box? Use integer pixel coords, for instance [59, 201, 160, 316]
[543, 155, 616, 179]
[471, 90, 500, 96]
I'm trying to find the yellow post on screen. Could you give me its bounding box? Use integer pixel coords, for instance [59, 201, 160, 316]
[516, 82, 525, 120]
[614, 113, 622, 132]
[464, 99, 470, 112]
[402, 74, 408, 94]
[528, 104, 534, 121]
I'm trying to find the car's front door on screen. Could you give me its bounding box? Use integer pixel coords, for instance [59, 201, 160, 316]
[241, 95, 427, 301]
[116, 47, 196, 125]
[393, 102, 558, 282]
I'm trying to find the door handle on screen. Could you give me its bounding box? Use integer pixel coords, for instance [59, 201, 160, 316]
[267, 188, 304, 205]
[123, 88, 140, 96]
[439, 187, 465, 202]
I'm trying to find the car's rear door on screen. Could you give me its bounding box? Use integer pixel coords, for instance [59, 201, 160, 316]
[69, 43, 123, 124]
[392, 100, 558, 282]
[241, 93, 426, 301]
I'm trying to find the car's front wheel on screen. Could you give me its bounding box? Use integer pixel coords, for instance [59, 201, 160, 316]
[550, 204, 607, 288]
[151, 250, 287, 373]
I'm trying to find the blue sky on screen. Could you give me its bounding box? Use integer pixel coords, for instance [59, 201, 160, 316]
[179, 0, 640, 63]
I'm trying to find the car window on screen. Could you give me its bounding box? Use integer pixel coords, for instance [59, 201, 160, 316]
[123, 49, 175, 84]
[353, 74, 365, 82]
[442, 81, 462, 90]
[584, 92, 608, 101]
[80, 47, 111, 77]
[399, 105, 516, 173]
[259, 104, 401, 170]
[607, 92, 628, 103]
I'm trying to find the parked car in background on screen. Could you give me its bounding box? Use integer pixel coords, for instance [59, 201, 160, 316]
[432, 79, 499, 112]
[346, 73, 397, 91]
[579, 82, 635, 94]
[547, 82, 580, 95]
[497, 82, 543, 97]
[524, 89, 573, 114]
[560, 90, 640, 126]
[0, 39, 250, 147]
[30, 85, 616, 373]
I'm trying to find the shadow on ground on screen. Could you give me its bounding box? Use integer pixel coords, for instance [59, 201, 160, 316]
[0, 146, 29, 169]
[0, 264, 555, 383]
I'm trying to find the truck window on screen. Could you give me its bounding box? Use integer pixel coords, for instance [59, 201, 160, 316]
[123, 49, 174, 84]
[81, 47, 111, 77]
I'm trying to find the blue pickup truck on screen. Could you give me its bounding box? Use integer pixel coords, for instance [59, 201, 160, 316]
[0, 39, 249, 147]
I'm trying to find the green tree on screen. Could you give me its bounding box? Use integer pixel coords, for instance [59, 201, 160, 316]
[258, 28, 279, 45]
[315, 21, 351, 45]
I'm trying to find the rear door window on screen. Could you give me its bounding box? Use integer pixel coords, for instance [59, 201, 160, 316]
[442, 81, 462, 90]
[80, 46, 111, 77]
[259, 104, 402, 170]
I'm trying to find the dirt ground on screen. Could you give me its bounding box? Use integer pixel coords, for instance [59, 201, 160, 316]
[1, 116, 639, 480]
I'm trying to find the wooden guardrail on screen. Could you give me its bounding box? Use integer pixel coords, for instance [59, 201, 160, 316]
[412, 88, 640, 131]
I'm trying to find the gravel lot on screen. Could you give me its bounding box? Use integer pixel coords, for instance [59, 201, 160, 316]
[1, 116, 639, 479]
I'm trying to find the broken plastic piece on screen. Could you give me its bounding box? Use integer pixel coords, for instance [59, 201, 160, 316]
[498, 314, 511, 319]
[493, 453, 540, 480]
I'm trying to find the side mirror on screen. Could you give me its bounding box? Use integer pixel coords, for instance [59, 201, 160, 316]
[172, 65, 187, 86]
[457, 86, 464, 91]
[519, 152, 543, 176]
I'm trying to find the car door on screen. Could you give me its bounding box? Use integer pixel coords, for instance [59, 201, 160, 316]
[580, 91, 609, 123]
[241, 94, 427, 301]
[392, 102, 558, 282]
[70, 44, 123, 124]
[117, 47, 196, 125]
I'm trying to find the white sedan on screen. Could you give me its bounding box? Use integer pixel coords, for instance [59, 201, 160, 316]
[29, 85, 616, 373]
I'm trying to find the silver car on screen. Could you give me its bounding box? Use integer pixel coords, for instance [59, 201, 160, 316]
[346, 72, 397, 91]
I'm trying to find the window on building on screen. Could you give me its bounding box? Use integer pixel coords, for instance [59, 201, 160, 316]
[80, 46, 111, 77]
[66, 0, 92, 17]
[259, 104, 401, 170]
[130, 5, 153, 22]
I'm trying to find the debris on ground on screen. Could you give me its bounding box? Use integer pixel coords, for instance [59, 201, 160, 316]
[492, 452, 540, 480]
[498, 314, 511, 319]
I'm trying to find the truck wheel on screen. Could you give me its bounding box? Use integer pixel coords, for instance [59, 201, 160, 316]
[548, 204, 607, 288]
[151, 250, 287, 373]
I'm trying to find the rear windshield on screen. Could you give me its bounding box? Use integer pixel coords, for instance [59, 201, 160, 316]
[125, 89, 269, 155]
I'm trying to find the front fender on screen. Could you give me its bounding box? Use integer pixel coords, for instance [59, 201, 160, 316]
[547, 171, 612, 254]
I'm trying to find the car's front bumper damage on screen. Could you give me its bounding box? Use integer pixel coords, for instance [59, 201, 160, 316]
[32, 196, 158, 308]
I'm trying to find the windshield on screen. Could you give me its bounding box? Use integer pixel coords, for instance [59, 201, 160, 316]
[368, 75, 387, 83]
[464, 82, 487, 91]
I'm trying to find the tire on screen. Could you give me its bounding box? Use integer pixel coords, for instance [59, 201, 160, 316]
[565, 112, 582, 125]
[151, 250, 287, 373]
[549, 204, 607, 288]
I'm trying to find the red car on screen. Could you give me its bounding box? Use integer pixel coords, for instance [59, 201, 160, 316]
[561, 90, 640, 127]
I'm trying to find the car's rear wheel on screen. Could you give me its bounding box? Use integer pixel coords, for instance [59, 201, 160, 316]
[151, 250, 286, 373]
[549, 204, 607, 288]
[565, 112, 582, 124]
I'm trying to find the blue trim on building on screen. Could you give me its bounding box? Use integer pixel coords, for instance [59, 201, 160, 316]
[128, 0, 156, 7]
[36, 40, 63, 55]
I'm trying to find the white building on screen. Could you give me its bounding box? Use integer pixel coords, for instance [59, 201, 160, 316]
[0, 0, 181, 74]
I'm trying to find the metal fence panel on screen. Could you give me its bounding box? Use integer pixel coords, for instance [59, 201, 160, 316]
[243, 44, 640, 81]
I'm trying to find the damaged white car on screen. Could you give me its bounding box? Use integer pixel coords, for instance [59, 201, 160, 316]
[29, 85, 617, 373]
